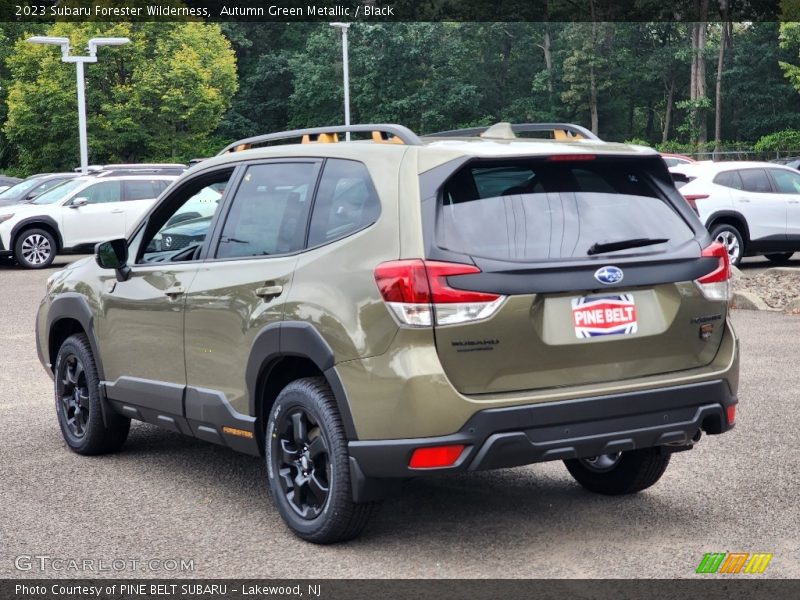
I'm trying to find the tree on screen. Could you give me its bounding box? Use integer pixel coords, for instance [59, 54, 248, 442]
[4, 22, 237, 173]
[0, 22, 45, 171]
[779, 22, 800, 94]
[560, 21, 615, 135]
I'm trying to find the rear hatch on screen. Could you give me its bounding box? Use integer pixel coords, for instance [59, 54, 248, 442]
[422, 155, 730, 395]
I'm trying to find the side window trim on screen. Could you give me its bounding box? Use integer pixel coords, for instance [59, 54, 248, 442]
[208, 158, 323, 262]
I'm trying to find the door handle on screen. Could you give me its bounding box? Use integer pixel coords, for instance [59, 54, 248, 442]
[111, 209, 124, 214]
[256, 284, 283, 300]
[737, 198, 750, 203]
[789, 200, 800, 205]
[164, 285, 185, 299]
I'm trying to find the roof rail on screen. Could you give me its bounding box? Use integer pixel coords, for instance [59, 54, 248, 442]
[218, 124, 423, 155]
[425, 122, 601, 142]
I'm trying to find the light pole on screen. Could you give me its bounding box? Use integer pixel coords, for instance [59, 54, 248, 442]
[27, 36, 130, 174]
[329, 22, 351, 141]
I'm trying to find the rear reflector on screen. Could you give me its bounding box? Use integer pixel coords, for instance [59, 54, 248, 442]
[695, 242, 731, 302]
[409, 445, 466, 469]
[726, 404, 736, 426]
[374, 260, 505, 327]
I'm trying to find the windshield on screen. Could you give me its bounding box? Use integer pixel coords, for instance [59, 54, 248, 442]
[438, 160, 694, 261]
[0, 177, 42, 200]
[30, 179, 86, 205]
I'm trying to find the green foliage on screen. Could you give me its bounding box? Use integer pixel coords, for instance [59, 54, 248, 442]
[779, 22, 800, 92]
[754, 129, 800, 152]
[675, 97, 713, 141]
[623, 138, 653, 148]
[4, 22, 237, 173]
[2, 21, 800, 174]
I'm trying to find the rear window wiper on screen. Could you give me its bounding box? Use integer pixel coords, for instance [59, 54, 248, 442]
[587, 237, 668, 256]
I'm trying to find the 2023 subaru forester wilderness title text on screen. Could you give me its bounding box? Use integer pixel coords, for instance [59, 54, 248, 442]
[37, 123, 739, 543]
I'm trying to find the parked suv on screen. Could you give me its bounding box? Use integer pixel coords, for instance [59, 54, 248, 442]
[672, 161, 800, 265]
[0, 171, 176, 268]
[37, 123, 739, 543]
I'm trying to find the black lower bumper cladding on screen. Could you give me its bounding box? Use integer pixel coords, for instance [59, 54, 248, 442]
[349, 379, 736, 479]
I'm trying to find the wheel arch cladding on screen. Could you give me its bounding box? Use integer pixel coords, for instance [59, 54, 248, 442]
[707, 211, 750, 243]
[11, 216, 63, 251]
[46, 294, 104, 380]
[246, 321, 358, 442]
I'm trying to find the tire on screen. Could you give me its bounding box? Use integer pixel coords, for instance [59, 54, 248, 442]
[54, 334, 130, 455]
[14, 227, 57, 269]
[709, 224, 744, 266]
[564, 448, 671, 495]
[265, 377, 379, 544]
[764, 252, 793, 265]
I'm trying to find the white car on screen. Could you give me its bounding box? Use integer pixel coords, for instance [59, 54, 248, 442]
[0, 173, 176, 268]
[672, 161, 800, 265]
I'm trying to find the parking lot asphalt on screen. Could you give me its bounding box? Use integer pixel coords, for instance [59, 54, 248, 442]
[1, 255, 798, 579]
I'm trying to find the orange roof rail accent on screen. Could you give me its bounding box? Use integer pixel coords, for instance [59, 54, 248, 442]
[218, 124, 423, 155]
[554, 129, 584, 141]
[301, 132, 339, 144]
[371, 131, 405, 144]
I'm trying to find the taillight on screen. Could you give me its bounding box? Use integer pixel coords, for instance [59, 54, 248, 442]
[682, 193, 709, 211]
[374, 260, 506, 327]
[695, 242, 731, 302]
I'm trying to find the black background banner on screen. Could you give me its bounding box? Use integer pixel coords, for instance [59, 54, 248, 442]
[0, 0, 798, 22]
[3, 579, 800, 600]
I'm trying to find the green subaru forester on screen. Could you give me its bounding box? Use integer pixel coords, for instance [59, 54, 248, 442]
[36, 123, 739, 543]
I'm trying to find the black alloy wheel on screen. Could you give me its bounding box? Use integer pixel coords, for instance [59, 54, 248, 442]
[57, 353, 90, 441]
[274, 407, 331, 519]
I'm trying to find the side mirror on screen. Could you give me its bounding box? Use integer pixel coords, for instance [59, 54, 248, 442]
[70, 197, 89, 208]
[94, 238, 131, 282]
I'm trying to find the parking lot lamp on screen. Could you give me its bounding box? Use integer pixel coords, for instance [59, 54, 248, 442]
[329, 23, 351, 141]
[27, 36, 130, 175]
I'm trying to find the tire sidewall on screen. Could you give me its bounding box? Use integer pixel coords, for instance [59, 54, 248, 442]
[54, 337, 100, 452]
[265, 388, 339, 538]
[15, 228, 56, 269]
[710, 224, 744, 266]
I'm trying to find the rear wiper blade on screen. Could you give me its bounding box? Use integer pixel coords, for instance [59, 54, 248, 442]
[587, 237, 668, 256]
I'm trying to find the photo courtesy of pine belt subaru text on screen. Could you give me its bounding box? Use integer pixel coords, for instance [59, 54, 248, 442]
[36, 122, 739, 544]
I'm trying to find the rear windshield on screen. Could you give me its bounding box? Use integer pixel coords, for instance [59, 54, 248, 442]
[437, 160, 694, 261]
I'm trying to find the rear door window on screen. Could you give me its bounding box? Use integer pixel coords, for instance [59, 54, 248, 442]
[739, 169, 773, 193]
[713, 170, 743, 190]
[216, 162, 316, 259]
[438, 159, 694, 261]
[307, 159, 381, 247]
[124, 179, 166, 201]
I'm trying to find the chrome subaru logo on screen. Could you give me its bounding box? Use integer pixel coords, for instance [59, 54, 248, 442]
[594, 266, 623, 285]
[164, 236, 172, 248]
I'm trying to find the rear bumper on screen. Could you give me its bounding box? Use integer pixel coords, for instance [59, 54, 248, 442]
[348, 378, 736, 479]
